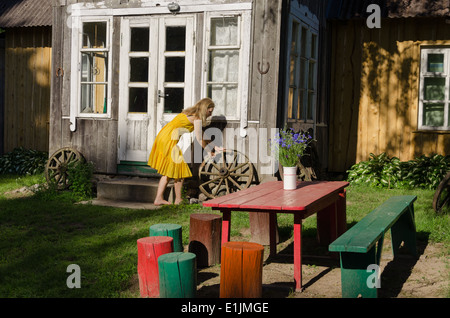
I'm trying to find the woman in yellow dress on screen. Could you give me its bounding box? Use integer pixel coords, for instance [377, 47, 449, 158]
[148, 98, 219, 205]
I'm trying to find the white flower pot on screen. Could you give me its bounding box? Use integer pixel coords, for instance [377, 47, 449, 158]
[283, 166, 297, 190]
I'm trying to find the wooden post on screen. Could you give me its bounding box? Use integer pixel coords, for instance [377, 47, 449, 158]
[188, 213, 222, 267]
[220, 241, 264, 298]
[249, 212, 279, 245]
[137, 236, 174, 298]
[158, 252, 197, 298]
[149, 223, 183, 252]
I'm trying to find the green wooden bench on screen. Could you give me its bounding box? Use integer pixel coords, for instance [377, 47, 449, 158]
[329, 195, 418, 298]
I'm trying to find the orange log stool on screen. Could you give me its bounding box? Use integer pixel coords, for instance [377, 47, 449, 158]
[137, 236, 173, 298]
[188, 213, 222, 267]
[220, 241, 265, 298]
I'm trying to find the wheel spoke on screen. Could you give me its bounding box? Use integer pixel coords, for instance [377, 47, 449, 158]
[229, 162, 248, 173]
[227, 176, 243, 191]
[200, 177, 222, 188]
[213, 178, 224, 197]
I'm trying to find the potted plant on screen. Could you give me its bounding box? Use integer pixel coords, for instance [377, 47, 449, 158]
[271, 128, 312, 190]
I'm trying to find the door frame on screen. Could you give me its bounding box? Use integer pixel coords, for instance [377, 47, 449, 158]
[118, 14, 196, 163]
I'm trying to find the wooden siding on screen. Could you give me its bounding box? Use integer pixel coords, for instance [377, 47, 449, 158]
[329, 18, 450, 172]
[4, 26, 51, 153]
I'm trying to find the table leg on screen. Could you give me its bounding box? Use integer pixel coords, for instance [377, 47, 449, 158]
[294, 214, 302, 291]
[221, 210, 231, 244]
[269, 213, 277, 257]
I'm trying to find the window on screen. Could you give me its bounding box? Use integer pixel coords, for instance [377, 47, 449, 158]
[205, 14, 250, 120]
[286, 19, 318, 122]
[70, 17, 112, 131]
[419, 48, 450, 130]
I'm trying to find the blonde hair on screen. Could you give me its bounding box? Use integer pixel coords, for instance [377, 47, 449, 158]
[182, 98, 215, 126]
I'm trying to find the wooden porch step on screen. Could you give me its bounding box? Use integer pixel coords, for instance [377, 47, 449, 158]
[117, 161, 159, 177]
[96, 177, 173, 203]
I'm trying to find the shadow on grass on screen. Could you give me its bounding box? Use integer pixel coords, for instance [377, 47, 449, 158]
[0, 193, 208, 297]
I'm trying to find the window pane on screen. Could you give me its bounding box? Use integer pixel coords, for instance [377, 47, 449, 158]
[129, 87, 148, 113]
[81, 52, 108, 83]
[311, 34, 317, 59]
[207, 85, 237, 117]
[423, 103, 444, 127]
[288, 87, 294, 119]
[130, 58, 149, 82]
[83, 22, 107, 48]
[164, 88, 184, 113]
[131, 28, 149, 52]
[291, 22, 299, 55]
[210, 17, 238, 46]
[301, 27, 307, 58]
[209, 50, 239, 82]
[300, 59, 307, 89]
[166, 27, 186, 51]
[309, 61, 316, 89]
[307, 92, 315, 120]
[298, 90, 305, 120]
[81, 84, 107, 114]
[165, 57, 185, 82]
[424, 77, 445, 100]
[427, 54, 444, 73]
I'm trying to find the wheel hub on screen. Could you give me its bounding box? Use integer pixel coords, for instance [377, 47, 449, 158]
[219, 167, 229, 177]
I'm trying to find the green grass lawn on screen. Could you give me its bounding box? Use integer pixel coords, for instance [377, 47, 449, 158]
[0, 174, 448, 297]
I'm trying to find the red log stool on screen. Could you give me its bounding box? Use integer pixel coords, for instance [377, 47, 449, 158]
[188, 213, 222, 267]
[220, 241, 265, 298]
[137, 236, 173, 298]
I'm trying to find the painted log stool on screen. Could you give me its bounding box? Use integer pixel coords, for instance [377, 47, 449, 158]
[158, 252, 197, 298]
[137, 236, 173, 298]
[188, 213, 222, 267]
[220, 241, 264, 298]
[149, 223, 183, 252]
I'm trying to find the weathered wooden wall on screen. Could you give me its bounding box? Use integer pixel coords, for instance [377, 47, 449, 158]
[329, 18, 450, 173]
[3, 26, 51, 153]
[50, 3, 119, 173]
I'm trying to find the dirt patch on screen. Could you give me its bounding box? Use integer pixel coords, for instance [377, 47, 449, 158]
[195, 236, 449, 298]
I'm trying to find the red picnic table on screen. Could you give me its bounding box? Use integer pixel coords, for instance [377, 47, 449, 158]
[202, 180, 349, 291]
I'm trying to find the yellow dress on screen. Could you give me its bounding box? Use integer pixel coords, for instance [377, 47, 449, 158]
[148, 113, 194, 179]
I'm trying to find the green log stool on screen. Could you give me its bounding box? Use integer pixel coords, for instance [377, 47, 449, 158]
[149, 223, 183, 252]
[158, 252, 197, 298]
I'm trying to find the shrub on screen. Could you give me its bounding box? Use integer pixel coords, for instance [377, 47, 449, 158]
[0, 147, 48, 175]
[66, 160, 95, 200]
[347, 153, 450, 190]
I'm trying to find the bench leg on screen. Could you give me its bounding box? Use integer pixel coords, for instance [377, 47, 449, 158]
[339, 247, 379, 298]
[391, 205, 417, 258]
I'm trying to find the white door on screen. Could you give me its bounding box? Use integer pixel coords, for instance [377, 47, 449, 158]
[118, 15, 195, 163]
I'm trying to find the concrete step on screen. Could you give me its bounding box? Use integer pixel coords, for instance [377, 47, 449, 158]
[96, 177, 173, 203]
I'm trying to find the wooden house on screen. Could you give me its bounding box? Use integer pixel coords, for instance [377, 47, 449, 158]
[0, 0, 53, 155]
[327, 0, 450, 172]
[49, 0, 332, 183]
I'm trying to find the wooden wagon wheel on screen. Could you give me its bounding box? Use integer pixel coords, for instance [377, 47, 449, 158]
[45, 147, 85, 190]
[433, 171, 450, 214]
[198, 149, 254, 199]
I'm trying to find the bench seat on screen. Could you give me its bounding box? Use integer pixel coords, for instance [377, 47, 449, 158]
[329, 195, 418, 298]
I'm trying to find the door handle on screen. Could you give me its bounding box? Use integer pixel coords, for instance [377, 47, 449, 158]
[158, 90, 169, 103]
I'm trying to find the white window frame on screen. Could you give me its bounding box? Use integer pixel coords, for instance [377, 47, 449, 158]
[69, 16, 113, 132]
[203, 11, 251, 125]
[418, 47, 450, 131]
